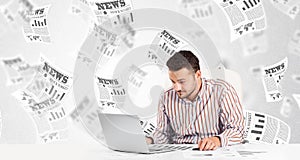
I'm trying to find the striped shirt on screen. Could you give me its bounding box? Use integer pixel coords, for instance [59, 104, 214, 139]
[153, 78, 245, 146]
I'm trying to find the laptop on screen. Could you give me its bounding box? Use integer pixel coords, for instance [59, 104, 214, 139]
[98, 113, 194, 154]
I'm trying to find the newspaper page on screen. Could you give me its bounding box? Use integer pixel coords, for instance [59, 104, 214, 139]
[87, 0, 133, 25]
[126, 64, 147, 94]
[14, 86, 70, 143]
[69, 0, 90, 15]
[17, 0, 35, 23]
[240, 30, 269, 56]
[22, 5, 51, 43]
[280, 97, 293, 118]
[262, 57, 288, 102]
[288, 29, 300, 56]
[140, 117, 156, 137]
[184, 27, 207, 41]
[179, 0, 214, 20]
[96, 68, 156, 137]
[12, 56, 73, 143]
[39, 129, 69, 143]
[69, 0, 94, 25]
[270, 0, 300, 19]
[183, 147, 242, 159]
[213, 0, 267, 41]
[79, 23, 118, 69]
[118, 22, 136, 49]
[69, 92, 105, 141]
[95, 75, 126, 113]
[148, 30, 187, 65]
[0, 55, 37, 86]
[243, 110, 291, 144]
[95, 23, 135, 70]
[292, 94, 300, 110]
[97, 42, 119, 68]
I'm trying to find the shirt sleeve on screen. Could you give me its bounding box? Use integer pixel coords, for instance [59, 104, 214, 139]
[152, 93, 174, 144]
[218, 83, 245, 146]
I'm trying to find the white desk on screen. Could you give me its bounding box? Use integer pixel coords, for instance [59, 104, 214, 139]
[0, 143, 299, 160]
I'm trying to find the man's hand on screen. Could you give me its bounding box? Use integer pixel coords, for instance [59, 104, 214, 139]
[198, 136, 221, 151]
[145, 137, 153, 144]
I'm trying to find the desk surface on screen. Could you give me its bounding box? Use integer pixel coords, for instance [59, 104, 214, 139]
[0, 143, 299, 160]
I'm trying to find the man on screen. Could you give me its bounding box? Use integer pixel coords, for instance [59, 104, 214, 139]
[147, 50, 245, 151]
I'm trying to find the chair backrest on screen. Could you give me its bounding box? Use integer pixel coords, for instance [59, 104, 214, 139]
[224, 68, 243, 101]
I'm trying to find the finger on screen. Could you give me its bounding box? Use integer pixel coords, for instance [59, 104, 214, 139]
[203, 142, 211, 151]
[212, 145, 218, 150]
[205, 141, 215, 150]
[199, 139, 208, 151]
[208, 143, 216, 150]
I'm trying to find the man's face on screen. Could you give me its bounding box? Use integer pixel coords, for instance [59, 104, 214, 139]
[168, 67, 200, 99]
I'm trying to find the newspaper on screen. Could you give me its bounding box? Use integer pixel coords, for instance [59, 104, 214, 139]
[183, 147, 242, 159]
[179, 0, 214, 20]
[262, 57, 288, 102]
[109, 10, 134, 27]
[97, 42, 118, 67]
[270, 0, 300, 19]
[280, 97, 293, 118]
[95, 69, 156, 136]
[127, 64, 147, 90]
[148, 30, 187, 65]
[22, 5, 51, 43]
[12, 56, 73, 143]
[244, 110, 291, 144]
[0, 55, 37, 86]
[39, 129, 69, 143]
[36, 56, 73, 103]
[288, 29, 300, 56]
[88, 0, 133, 25]
[18, 0, 35, 23]
[119, 22, 136, 48]
[96, 76, 127, 113]
[241, 30, 269, 56]
[140, 117, 156, 137]
[185, 27, 207, 40]
[69, 0, 90, 15]
[69, 0, 94, 25]
[213, 0, 267, 41]
[69, 93, 105, 141]
[79, 23, 118, 69]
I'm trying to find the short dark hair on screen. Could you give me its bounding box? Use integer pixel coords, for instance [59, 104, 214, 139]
[166, 50, 200, 73]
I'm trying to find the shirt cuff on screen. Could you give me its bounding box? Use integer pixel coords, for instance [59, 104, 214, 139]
[216, 134, 228, 147]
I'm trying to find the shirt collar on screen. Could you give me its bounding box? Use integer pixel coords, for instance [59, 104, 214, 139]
[179, 78, 205, 104]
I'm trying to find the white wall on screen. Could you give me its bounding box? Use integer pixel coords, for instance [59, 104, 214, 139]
[0, 0, 300, 143]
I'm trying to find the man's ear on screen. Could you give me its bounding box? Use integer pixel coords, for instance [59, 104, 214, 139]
[195, 70, 201, 79]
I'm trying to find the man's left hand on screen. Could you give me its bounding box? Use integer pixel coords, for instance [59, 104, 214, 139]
[198, 136, 221, 151]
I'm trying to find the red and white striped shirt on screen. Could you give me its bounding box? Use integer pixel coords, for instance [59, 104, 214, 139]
[153, 78, 245, 146]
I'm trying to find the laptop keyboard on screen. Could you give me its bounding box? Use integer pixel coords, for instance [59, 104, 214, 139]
[148, 144, 193, 152]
